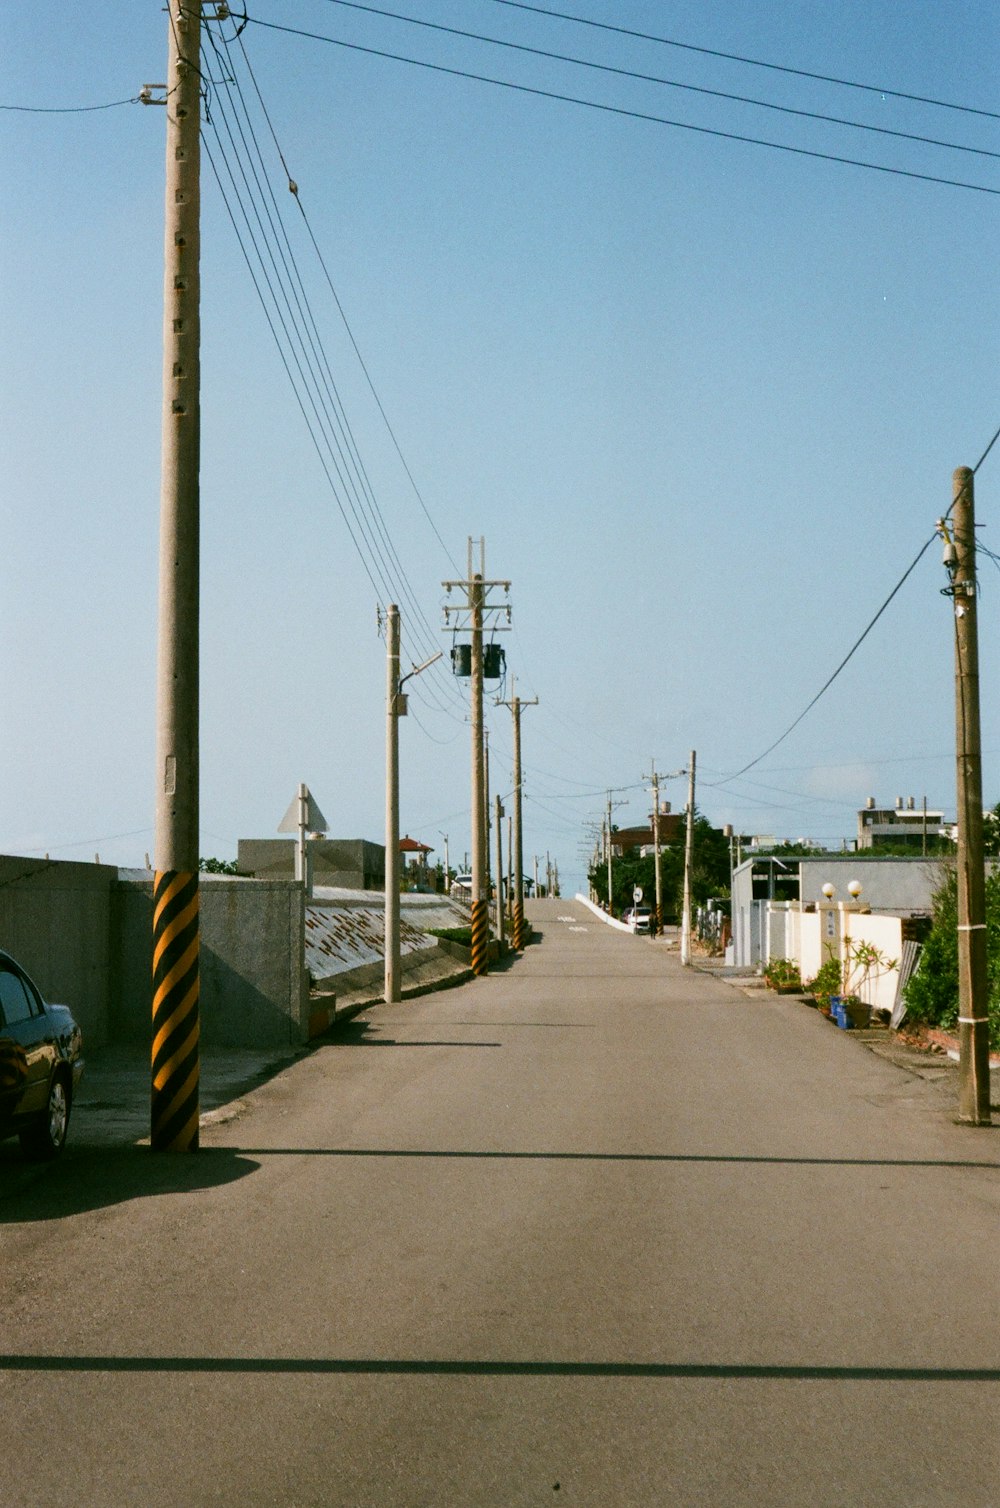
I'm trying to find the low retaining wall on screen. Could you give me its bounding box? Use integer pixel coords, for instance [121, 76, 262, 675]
[0, 856, 118, 1048]
[115, 875, 309, 1049]
[574, 893, 634, 932]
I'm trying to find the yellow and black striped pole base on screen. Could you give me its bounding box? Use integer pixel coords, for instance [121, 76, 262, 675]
[511, 901, 525, 951]
[470, 899, 490, 976]
[151, 870, 200, 1151]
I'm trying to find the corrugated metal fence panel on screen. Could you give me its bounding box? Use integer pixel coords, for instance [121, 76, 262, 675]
[890, 939, 922, 1029]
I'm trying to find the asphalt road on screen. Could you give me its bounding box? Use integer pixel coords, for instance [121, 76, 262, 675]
[2, 898, 999, 1506]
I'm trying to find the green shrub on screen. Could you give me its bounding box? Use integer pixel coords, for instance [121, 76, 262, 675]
[427, 926, 472, 946]
[807, 956, 842, 1009]
[903, 868, 1000, 1049]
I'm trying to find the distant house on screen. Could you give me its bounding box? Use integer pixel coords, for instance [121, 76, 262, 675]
[856, 795, 950, 851]
[611, 812, 683, 856]
[399, 835, 434, 889]
[237, 838, 384, 890]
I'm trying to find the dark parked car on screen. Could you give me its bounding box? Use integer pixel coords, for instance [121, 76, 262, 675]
[0, 950, 84, 1158]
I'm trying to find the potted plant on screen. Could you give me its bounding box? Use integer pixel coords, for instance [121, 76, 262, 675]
[763, 957, 803, 993]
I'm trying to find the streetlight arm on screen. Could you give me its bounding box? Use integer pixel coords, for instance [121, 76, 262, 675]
[400, 650, 443, 687]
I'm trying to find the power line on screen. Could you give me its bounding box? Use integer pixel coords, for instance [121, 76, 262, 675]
[200, 22, 467, 718]
[316, 0, 1000, 165]
[0, 96, 140, 113]
[716, 422, 1000, 784]
[228, 23, 463, 578]
[205, 29, 429, 630]
[245, 16, 1000, 198]
[206, 20, 467, 717]
[716, 532, 939, 783]
[484, 0, 1000, 125]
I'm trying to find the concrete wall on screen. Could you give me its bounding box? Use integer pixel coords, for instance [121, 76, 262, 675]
[797, 856, 948, 911]
[0, 855, 118, 1048]
[115, 876, 308, 1048]
[787, 906, 903, 1015]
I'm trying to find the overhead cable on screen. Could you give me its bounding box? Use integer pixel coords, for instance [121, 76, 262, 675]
[717, 420, 1000, 783]
[716, 532, 939, 784]
[316, 0, 1000, 164]
[484, 0, 1000, 124]
[0, 96, 140, 113]
[246, 16, 1000, 198]
[200, 23, 467, 717]
[204, 27, 441, 654]
[229, 23, 463, 577]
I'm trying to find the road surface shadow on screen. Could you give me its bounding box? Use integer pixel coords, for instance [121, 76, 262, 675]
[0, 1354, 997, 1381]
[0, 1144, 259, 1222]
[225, 1147, 1000, 1168]
[330, 1020, 501, 1048]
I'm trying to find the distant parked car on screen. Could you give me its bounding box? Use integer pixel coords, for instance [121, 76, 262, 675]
[0, 950, 84, 1158]
[450, 873, 473, 898]
[629, 907, 653, 935]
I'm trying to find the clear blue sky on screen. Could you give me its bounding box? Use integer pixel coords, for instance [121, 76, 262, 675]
[3, 1, 998, 897]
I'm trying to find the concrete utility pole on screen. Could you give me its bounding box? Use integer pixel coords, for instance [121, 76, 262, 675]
[494, 793, 506, 943]
[439, 832, 450, 892]
[484, 727, 492, 905]
[680, 751, 697, 967]
[501, 678, 537, 948]
[151, 0, 202, 1153]
[384, 609, 440, 1004]
[650, 764, 662, 932]
[946, 469, 991, 1124]
[606, 795, 614, 911]
[385, 605, 402, 1004]
[442, 539, 512, 975]
[534, 854, 540, 898]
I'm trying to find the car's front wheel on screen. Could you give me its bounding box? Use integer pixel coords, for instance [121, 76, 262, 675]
[20, 1073, 70, 1159]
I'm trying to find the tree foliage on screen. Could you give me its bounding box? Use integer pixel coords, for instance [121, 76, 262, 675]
[199, 856, 239, 874]
[903, 866, 1000, 1049]
[588, 815, 730, 922]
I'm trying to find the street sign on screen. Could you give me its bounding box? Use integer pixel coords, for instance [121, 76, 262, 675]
[633, 886, 643, 903]
[278, 785, 328, 834]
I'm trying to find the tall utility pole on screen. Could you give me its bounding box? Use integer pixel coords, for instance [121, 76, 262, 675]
[680, 751, 697, 967]
[500, 677, 537, 949]
[533, 854, 540, 898]
[494, 793, 506, 943]
[439, 832, 450, 892]
[384, 605, 402, 1004]
[384, 608, 440, 1005]
[650, 764, 662, 932]
[443, 539, 512, 976]
[151, 0, 202, 1153]
[484, 728, 492, 904]
[946, 469, 991, 1124]
[606, 794, 613, 911]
